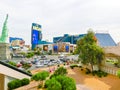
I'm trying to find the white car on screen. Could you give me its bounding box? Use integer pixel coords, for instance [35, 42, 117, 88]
[35, 62, 44, 68]
[58, 54, 66, 58]
[48, 62, 54, 66]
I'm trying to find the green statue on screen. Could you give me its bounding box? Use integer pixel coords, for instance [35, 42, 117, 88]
[0, 14, 8, 43]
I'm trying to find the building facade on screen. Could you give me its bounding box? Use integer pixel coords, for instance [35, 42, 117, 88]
[53, 33, 117, 47]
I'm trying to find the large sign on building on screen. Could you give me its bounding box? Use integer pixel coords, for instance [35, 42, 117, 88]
[9, 37, 25, 47]
[32, 23, 41, 31]
[31, 23, 42, 44]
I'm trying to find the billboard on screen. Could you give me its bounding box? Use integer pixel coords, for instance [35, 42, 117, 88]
[53, 45, 58, 52]
[70, 45, 73, 53]
[43, 45, 48, 51]
[57, 42, 69, 52]
[31, 23, 42, 44]
[58, 42, 66, 52]
[31, 30, 39, 44]
[32, 23, 41, 31]
[65, 45, 69, 52]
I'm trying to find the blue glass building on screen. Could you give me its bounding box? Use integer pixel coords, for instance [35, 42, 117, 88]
[53, 33, 116, 47]
[31, 23, 52, 50]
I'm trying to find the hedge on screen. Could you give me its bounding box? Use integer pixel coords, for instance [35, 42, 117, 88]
[31, 71, 49, 81]
[8, 78, 30, 90]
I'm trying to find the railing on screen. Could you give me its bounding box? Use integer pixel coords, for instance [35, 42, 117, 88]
[101, 66, 120, 75]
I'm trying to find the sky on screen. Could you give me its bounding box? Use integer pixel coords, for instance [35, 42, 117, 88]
[0, 0, 120, 45]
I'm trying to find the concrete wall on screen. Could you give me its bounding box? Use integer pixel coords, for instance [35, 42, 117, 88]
[0, 64, 31, 79]
[0, 43, 11, 60]
[104, 46, 120, 56]
[4, 75, 15, 90]
[0, 63, 31, 90]
[0, 74, 4, 90]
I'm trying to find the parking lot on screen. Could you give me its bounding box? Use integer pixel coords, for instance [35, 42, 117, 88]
[2, 55, 78, 71]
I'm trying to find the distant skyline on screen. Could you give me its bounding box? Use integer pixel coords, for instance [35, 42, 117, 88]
[0, 0, 120, 45]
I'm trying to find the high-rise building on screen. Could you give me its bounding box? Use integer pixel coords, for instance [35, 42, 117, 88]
[31, 23, 42, 49]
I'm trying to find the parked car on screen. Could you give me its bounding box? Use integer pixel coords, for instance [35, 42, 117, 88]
[60, 58, 70, 62]
[35, 62, 44, 68]
[31, 59, 39, 64]
[48, 62, 54, 66]
[44, 60, 49, 65]
[57, 60, 63, 64]
[58, 54, 67, 58]
[16, 63, 22, 67]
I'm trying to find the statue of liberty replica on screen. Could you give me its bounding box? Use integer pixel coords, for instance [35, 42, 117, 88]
[0, 14, 11, 60]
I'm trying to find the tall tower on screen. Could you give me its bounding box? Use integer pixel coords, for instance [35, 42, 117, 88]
[0, 14, 9, 43]
[0, 14, 11, 60]
[31, 23, 42, 50]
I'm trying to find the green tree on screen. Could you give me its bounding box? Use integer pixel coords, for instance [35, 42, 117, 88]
[54, 67, 67, 76]
[117, 70, 120, 78]
[95, 46, 105, 70]
[26, 52, 34, 58]
[55, 75, 76, 90]
[45, 78, 61, 90]
[46, 75, 76, 90]
[34, 47, 42, 55]
[75, 30, 105, 71]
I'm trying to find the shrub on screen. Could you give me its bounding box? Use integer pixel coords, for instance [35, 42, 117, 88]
[50, 74, 56, 79]
[8, 61, 16, 67]
[26, 70, 32, 74]
[117, 70, 120, 78]
[92, 70, 108, 77]
[8, 81, 15, 90]
[31, 72, 41, 81]
[85, 68, 91, 74]
[22, 63, 31, 70]
[54, 67, 67, 76]
[80, 68, 83, 71]
[48, 50, 52, 55]
[21, 78, 30, 86]
[92, 70, 97, 76]
[70, 64, 78, 69]
[31, 71, 49, 81]
[62, 77, 76, 90]
[38, 84, 42, 88]
[55, 75, 76, 90]
[44, 79, 51, 88]
[45, 70, 76, 90]
[57, 64, 60, 67]
[79, 66, 82, 68]
[35, 51, 41, 55]
[26, 52, 34, 58]
[40, 71, 49, 80]
[8, 79, 21, 90]
[103, 72, 108, 77]
[44, 78, 61, 90]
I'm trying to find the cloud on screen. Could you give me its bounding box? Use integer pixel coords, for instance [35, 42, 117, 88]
[0, 0, 120, 45]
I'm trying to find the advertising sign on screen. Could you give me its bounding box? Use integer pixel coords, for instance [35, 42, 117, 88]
[53, 45, 58, 52]
[70, 45, 73, 53]
[31, 30, 39, 44]
[58, 42, 66, 52]
[32, 23, 41, 31]
[31, 23, 42, 44]
[43, 45, 48, 51]
[65, 45, 69, 52]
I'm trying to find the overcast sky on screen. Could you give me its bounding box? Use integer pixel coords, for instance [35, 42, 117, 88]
[0, 0, 120, 45]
